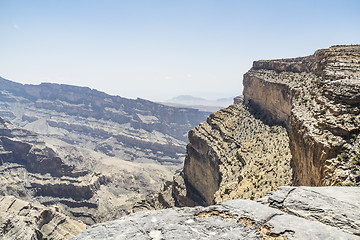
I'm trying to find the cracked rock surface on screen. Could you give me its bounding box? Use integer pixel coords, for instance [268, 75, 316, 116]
[259, 186, 360, 236]
[72, 187, 359, 240]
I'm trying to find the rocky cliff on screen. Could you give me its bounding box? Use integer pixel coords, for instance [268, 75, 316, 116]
[244, 45, 360, 186]
[134, 45, 360, 211]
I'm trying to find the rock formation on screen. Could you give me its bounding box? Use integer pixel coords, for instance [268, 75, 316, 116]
[0, 195, 86, 240]
[259, 186, 360, 236]
[244, 45, 360, 186]
[134, 45, 360, 211]
[72, 186, 360, 239]
[3, 45, 360, 239]
[0, 77, 210, 234]
[0, 78, 209, 168]
[0, 113, 203, 228]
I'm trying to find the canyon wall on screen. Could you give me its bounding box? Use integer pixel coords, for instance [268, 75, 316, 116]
[245, 45, 360, 186]
[135, 45, 360, 211]
[0, 77, 210, 168]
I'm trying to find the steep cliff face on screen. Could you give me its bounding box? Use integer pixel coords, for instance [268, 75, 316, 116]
[134, 103, 293, 209]
[183, 104, 292, 205]
[135, 45, 360, 211]
[244, 45, 360, 186]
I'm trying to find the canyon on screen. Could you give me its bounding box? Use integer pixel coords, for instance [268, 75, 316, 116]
[135, 45, 360, 211]
[1, 45, 360, 239]
[0, 78, 210, 238]
[128, 45, 360, 239]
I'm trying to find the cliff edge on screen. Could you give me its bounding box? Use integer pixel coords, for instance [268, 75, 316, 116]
[134, 45, 360, 210]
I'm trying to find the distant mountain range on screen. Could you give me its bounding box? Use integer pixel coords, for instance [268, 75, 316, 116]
[162, 95, 234, 112]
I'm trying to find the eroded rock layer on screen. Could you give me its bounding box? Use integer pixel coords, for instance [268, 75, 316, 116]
[0, 116, 177, 237]
[0, 196, 86, 240]
[0, 77, 209, 168]
[134, 102, 292, 209]
[244, 45, 360, 186]
[135, 45, 360, 211]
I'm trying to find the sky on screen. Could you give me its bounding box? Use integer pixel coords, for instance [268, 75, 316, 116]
[0, 0, 359, 101]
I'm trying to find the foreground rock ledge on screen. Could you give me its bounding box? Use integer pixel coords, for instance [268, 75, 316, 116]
[72, 186, 359, 240]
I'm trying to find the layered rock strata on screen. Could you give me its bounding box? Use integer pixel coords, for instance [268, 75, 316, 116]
[244, 45, 360, 186]
[0, 116, 176, 234]
[73, 187, 360, 240]
[0, 195, 86, 240]
[134, 102, 292, 209]
[0, 77, 210, 230]
[0, 77, 209, 168]
[135, 45, 360, 211]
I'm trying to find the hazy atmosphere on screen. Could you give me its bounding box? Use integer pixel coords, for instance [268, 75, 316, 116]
[1, 0, 359, 101]
[1, 1, 360, 238]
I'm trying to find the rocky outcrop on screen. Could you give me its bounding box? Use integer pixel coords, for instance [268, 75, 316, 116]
[134, 102, 292, 209]
[259, 186, 360, 236]
[244, 45, 360, 187]
[135, 45, 360, 211]
[0, 195, 86, 240]
[73, 187, 360, 240]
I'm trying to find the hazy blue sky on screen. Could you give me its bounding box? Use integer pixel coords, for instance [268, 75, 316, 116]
[1, 0, 359, 101]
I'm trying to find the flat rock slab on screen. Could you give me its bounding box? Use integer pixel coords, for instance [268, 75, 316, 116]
[259, 186, 360, 236]
[72, 198, 357, 240]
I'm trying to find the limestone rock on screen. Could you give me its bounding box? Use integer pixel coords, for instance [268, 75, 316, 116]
[244, 45, 360, 187]
[259, 186, 360, 236]
[73, 187, 360, 240]
[135, 45, 360, 213]
[135, 101, 293, 209]
[0, 195, 86, 240]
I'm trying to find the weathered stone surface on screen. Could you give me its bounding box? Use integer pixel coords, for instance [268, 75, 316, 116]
[73, 189, 359, 240]
[134, 101, 293, 210]
[0, 195, 86, 240]
[244, 45, 360, 187]
[259, 186, 360, 236]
